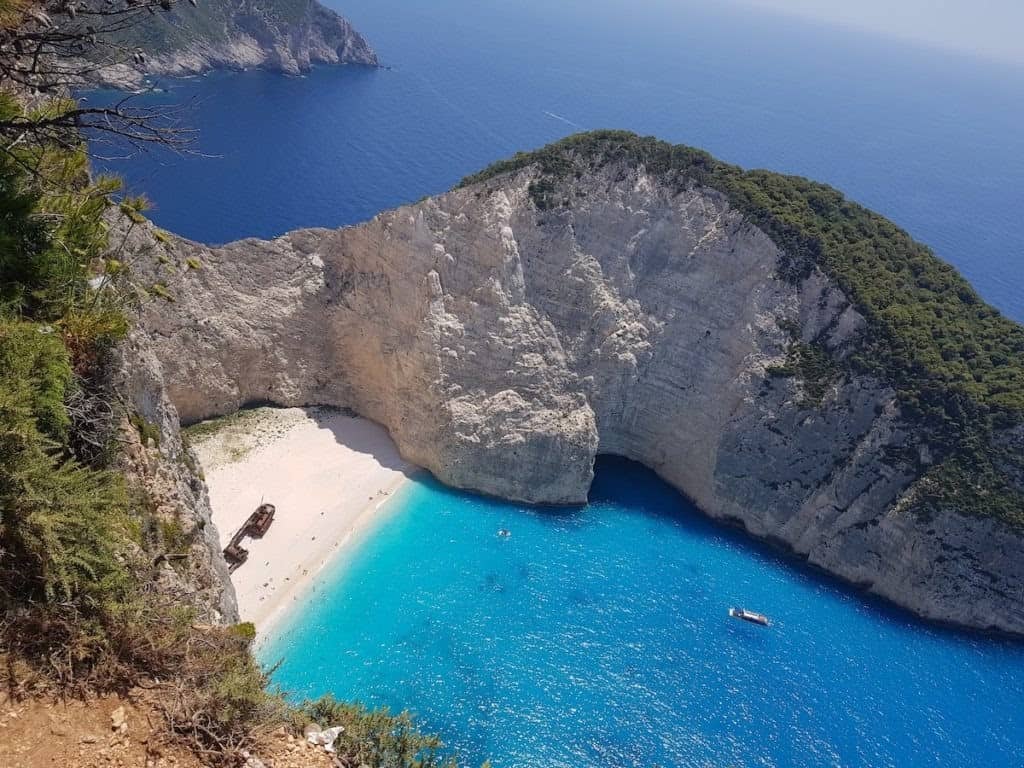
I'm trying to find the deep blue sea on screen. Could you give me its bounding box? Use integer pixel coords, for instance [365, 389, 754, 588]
[85, 0, 1024, 322]
[263, 459, 1024, 768]
[84, 2, 1024, 765]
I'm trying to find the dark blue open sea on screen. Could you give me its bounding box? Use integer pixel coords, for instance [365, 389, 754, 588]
[86, 0, 1024, 322]
[86, 2, 1024, 765]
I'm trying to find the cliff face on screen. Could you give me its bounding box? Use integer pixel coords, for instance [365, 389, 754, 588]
[109, 331, 239, 623]
[126, 160, 1024, 636]
[94, 0, 377, 88]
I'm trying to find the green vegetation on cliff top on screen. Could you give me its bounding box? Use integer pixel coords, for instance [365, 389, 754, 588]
[102, 0, 308, 57]
[461, 130, 1024, 525]
[0, 83, 449, 763]
[103, 0, 352, 61]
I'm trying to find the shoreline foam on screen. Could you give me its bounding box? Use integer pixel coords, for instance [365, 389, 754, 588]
[189, 406, 415, 637]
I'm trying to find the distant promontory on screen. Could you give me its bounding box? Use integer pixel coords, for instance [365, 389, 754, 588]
[91, 0, 377, 89]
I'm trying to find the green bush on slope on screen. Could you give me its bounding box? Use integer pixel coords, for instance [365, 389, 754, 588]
[0, 91, 133, 604]
[97, 0, 318, 60]
[0, 87, 453, 766]
[766, 341, 839, 407]
[0, 321, 131, 603]
[293, 695, 456, 768]
[461, 130, 1024, 524]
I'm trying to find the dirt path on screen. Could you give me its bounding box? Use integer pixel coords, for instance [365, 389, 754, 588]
[0, 692, 335, 768]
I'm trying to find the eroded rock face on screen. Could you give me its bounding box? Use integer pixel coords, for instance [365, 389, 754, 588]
[109, 333, 239, 623]
[127, 163, 1024, 635]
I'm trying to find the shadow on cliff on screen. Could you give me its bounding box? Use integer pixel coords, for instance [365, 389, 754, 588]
[304, 405, 416, 477]
[583, 456, 1024, 646]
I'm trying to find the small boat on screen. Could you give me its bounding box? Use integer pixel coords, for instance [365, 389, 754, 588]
[729, 607, 770, 627]
[223, 541, 249, 572]
[243, 503, 276, 538]
[497, 529, 511, 538]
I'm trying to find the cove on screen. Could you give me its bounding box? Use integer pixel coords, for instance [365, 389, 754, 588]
[261, 457, 1024, 768]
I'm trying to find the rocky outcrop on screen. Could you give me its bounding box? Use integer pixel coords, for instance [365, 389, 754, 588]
[109, 331, 238, 623]
[124, 160, 1024, 636]
[91, 0, 377, 89]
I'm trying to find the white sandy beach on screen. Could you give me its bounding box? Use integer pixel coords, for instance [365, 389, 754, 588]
[189, 407, 413, 635]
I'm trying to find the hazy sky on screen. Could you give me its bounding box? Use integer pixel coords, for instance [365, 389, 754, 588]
[737, 0, 1024, 64]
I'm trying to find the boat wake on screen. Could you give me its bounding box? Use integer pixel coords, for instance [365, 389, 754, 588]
[543, 110, 582, 128]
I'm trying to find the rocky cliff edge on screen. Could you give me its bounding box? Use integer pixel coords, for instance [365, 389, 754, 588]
[121, 140, 1024, 636]
[92, 0, 377, 89]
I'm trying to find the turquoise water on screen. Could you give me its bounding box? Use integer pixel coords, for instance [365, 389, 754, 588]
[262, 458, 1024, 768]
[83, 0, 1024, 322]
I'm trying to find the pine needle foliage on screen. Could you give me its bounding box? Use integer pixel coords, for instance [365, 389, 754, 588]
[293, 695, 457, 768]
[0, 93, 132, 605]
[0, 319, 70, 439]
[0, 113, 123, 322]
[0, 321, 131, 604]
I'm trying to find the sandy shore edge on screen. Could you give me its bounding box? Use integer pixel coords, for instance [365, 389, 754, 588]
[189, 407, 415, 639]
[254, 472, 411, 644]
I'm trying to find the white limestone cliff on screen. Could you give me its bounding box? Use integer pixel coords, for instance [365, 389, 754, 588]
[123, 161, 1024, 636]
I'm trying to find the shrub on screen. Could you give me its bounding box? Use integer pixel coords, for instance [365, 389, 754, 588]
[777, 342, 839, 407]
[0, 321, 72, 439]
[149, 281, 175, 302]
[159, 518, 191, 553]
[119, 195, 150, 224]
[0, 141, 121, 319]
[130, 412, 162, 447]
[0, 321, 131, 603]
[292, 694, 455, 768]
